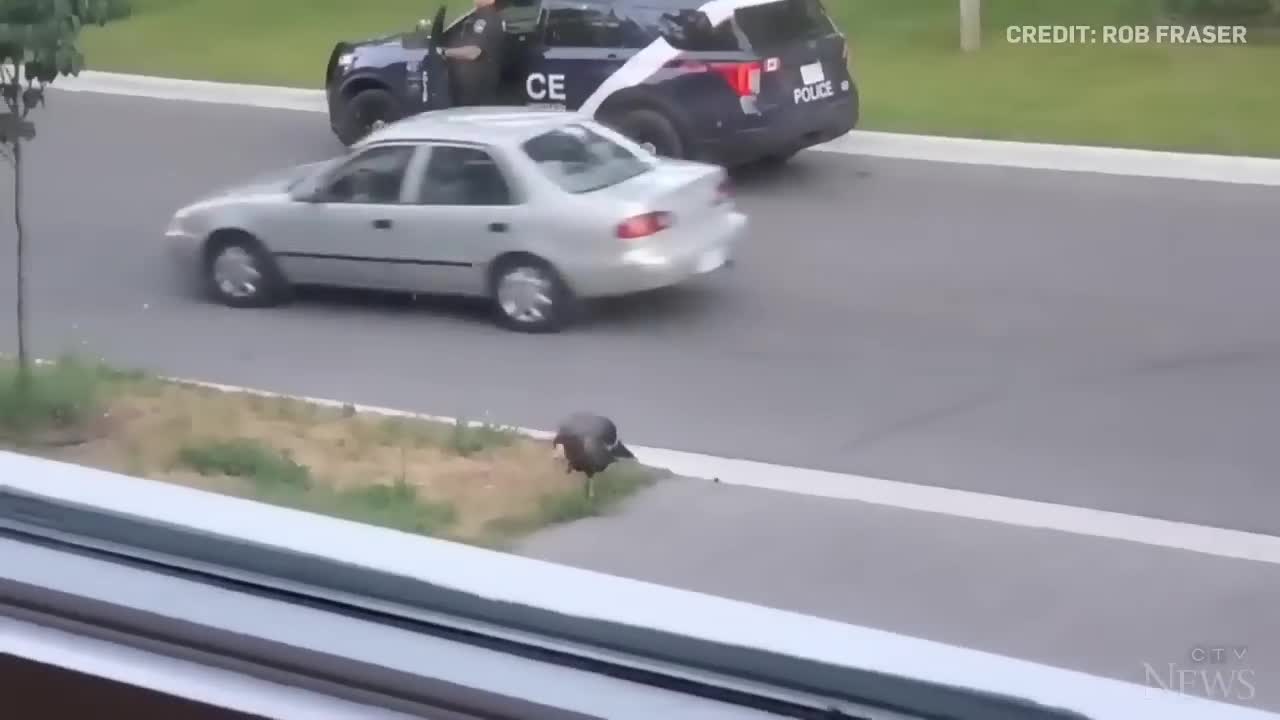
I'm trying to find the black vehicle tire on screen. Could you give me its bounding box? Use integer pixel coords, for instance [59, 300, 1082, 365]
[489, 256, 575, 334]
[335, 87, 402, 146]
[203, 231, 290, 309]
[605, 108, 686, 159]
[745, 150, 799, 171]
[732, 147, 798, 172]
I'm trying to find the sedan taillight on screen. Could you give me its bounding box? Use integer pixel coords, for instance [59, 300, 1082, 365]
[617, 212, 673, 240]
[714, 178, 733, 205]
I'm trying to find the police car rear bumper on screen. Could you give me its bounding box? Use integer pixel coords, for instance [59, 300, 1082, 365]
[699, 91, 859, 166]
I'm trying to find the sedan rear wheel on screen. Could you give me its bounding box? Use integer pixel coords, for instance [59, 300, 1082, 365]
[492, 260, 572, 333]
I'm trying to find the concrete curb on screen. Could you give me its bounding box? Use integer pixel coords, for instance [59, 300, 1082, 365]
[163, 375, 1280, 566]
[51, 70, 1280, 186]
[19, 356, 1276, 564]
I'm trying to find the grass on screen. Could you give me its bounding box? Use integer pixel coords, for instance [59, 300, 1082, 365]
[0, 356, 661, 546]
[77, 0, 1280, 157]
[835, 0, 1280, 156]
[0, 356, 105, 440]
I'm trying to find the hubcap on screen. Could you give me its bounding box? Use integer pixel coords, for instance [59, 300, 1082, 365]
[213, 247, 262, 299]
[497, 267, 554, 323]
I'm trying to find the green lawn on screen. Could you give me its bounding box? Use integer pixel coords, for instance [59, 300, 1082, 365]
[80, 0, 1280, 156]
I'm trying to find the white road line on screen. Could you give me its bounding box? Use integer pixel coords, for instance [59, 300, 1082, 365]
[170, 376, 1280, 566]
[52, 70, 1280, 186]
[55, 70, 328, 113]
[825, 131, 1280, 187]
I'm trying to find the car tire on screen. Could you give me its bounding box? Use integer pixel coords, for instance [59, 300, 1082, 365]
[335, 87, 401, 146]
[490, 257, 574, 334]
[203, 232, 290, 309]
[606, 108, 686, 159]
[755, 150, 799, 168]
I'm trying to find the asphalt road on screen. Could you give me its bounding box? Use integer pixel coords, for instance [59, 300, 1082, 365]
[523, 480, 1280, 712]
[3, 91, 1280, 535]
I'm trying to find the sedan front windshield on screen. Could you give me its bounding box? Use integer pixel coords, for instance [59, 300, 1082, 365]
[521, 123, 651, 194]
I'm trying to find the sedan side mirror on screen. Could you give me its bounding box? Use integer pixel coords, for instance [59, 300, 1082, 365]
[291, 169, 331, 202]
[291, 184, 328, 203]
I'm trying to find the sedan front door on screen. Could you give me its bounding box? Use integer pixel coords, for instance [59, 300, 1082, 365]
[269, 143, 420, 291]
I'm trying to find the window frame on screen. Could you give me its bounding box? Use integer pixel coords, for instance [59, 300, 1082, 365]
[313, 143, 419, 205]
[622, 4, 744, 52]
[519, 121, 654, 195]
[731, 0, 838, 51]
[539, 0, 641, 49]
[411, 141, 523, 208]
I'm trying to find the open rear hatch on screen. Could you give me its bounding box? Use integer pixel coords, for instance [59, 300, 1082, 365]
[733, 0, 851, 115]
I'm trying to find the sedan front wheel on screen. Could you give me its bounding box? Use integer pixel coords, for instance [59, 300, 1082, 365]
[204, 234, 289, 309]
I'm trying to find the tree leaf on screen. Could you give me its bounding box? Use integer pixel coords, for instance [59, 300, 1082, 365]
[0, 0, 124, 124]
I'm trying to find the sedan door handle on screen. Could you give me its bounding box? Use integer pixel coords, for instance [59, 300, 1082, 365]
[488, 222, 508, 233]
[373, 218, 393, 230]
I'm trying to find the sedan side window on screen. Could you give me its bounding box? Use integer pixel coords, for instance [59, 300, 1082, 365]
[320, 145, 415, 204]
[418, 145, 515, 206]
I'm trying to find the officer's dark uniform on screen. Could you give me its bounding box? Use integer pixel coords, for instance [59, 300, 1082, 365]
[451, 6, 505, 106]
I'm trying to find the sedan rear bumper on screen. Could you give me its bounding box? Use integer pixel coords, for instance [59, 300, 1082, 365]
[566, 211, 746, 298]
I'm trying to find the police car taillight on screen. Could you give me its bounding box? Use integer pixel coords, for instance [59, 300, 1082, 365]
[710, 61, 762, 97]
[617, 212, 673, 240]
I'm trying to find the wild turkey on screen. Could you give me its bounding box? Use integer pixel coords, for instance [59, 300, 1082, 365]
[552, 412, 634, 478]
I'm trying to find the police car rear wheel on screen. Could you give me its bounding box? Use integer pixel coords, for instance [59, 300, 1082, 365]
[607, 108, 685, 159]
[755, 150, 799, 169]
[336, 88, 401, 146]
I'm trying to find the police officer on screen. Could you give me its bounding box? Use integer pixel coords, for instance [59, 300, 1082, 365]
[444, 0, 505, 106]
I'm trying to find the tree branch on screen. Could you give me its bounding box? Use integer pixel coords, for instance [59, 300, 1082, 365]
[20, 77, 44, 119]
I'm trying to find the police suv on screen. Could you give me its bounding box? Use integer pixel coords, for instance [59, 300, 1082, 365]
[325, 0, 857, 168]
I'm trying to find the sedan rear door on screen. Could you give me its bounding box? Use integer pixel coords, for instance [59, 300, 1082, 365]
[397, 142, 524, 297]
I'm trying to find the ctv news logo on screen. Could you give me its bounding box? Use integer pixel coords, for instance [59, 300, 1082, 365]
[1143, 646, 1257, 702]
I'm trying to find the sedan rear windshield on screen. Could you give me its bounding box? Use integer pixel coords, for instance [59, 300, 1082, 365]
[522, 124, 650, 194]
[734, 0, 835, 51]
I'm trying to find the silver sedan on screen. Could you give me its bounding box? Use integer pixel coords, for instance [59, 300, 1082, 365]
[164, 108, 747, 332]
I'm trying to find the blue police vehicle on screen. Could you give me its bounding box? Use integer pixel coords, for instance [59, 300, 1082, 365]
[324, 0, 857, 168]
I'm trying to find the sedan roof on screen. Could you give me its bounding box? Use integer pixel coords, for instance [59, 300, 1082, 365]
[357, 107, 589, 149]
